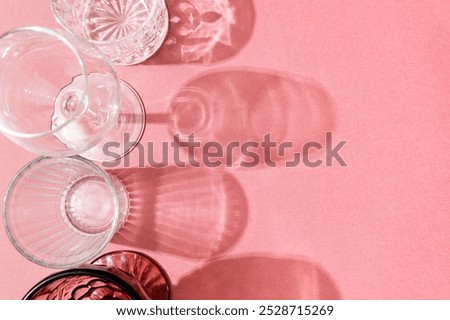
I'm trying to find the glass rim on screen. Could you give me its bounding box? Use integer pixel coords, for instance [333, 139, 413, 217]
[50, 0, 160, 45]
[92, 250, 173, 299]
[2, 155, 120, 269]
[0, 26, 90, 139]
[22, 266, 142, 299]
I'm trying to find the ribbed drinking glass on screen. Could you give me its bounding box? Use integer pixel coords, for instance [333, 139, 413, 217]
[3, 156, 128, 268]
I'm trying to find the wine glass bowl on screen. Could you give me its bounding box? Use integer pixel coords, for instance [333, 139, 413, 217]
[0, 26, 120, 157]
[0, 26, 146, 161]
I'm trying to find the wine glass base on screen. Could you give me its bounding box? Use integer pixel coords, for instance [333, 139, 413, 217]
[81, 80, 146, 163]
[168, 87, 212, 138]
[92, 250, 171, 299]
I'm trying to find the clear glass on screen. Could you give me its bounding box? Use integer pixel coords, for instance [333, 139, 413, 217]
[24, 251, 171, 300]
[3, 156, 129, 268]
[0, 26, 145, 161]
[50, 0, 169, 65]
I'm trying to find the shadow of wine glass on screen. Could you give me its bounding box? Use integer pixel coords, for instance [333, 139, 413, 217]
[107, 166, 248, 259]
[146, 0, 255, 65]
[162, 68, 335, 168]
[173, 254, 341, 299]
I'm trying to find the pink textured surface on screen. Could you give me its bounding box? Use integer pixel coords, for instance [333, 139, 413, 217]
[0, 0, 449, 299]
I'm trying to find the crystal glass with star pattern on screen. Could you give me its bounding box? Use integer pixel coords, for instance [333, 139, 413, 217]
[50, 0, 169, 65]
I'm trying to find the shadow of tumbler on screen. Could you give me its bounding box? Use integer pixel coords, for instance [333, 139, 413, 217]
[173, 255, 341, 299]
[107, 166, 248, 259]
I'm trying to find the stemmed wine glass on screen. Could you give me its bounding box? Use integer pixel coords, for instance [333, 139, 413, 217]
[0, 26, 145, 161]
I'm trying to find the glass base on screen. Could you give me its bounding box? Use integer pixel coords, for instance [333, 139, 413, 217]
[168, 87, 212, 138]
[81, 80, 146, 162]
[92, 250, 171, 299]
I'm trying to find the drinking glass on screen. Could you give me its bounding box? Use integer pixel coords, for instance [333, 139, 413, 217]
[24, 250, 171, 299]
[3, 156, 129, 268]
[0, 26, 145, 161]
[50, 0, 169, 65]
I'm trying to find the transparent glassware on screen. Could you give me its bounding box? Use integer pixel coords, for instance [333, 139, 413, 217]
[50, 0, 169, 65]
[23, 251, 171, 300]
[0, 26, 145, 161]
[3, 156, 129, 268]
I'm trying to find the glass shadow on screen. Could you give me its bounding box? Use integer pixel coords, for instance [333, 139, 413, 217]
[148, 68, 335, 169]
[173, 254, 341, 299]
[145, 0, 255, 65]
[107, 166, 248, 259]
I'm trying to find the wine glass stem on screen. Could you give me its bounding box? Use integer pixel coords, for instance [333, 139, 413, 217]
[146, 112, 173, 124]
[118, 112, 172, 124]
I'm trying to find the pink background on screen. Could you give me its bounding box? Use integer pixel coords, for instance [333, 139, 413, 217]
[0, 0, 449, 299]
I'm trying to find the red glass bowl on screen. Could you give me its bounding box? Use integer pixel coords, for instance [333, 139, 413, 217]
[23, 250, 171, 300]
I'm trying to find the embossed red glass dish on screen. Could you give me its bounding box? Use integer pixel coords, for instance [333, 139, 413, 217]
[23, 251, 171, 300]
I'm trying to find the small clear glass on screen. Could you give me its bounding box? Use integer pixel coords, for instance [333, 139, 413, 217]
[50, 0, 169, 65]
[23, 251, 171, 300]
[3, 156, 129, 268]
[0, 26, 145, 161]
